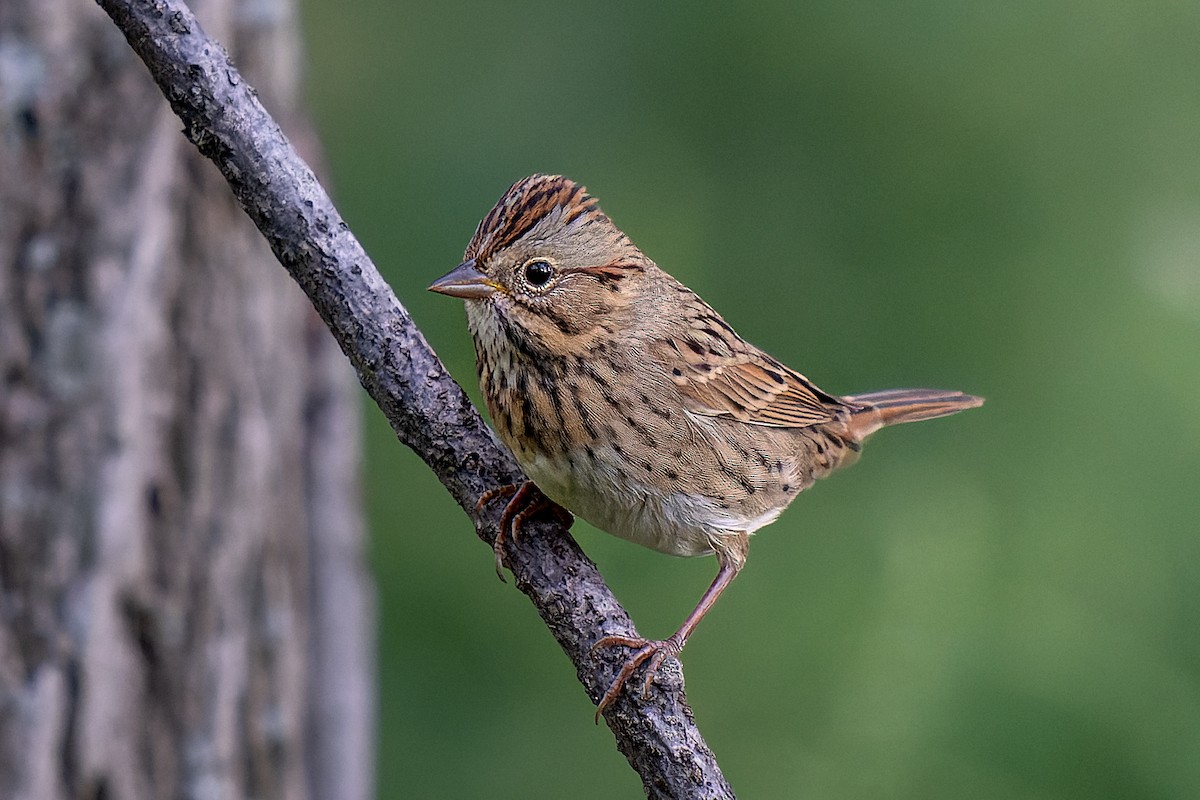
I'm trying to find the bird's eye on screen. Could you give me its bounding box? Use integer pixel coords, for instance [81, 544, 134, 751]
[523, 259, 555, 287]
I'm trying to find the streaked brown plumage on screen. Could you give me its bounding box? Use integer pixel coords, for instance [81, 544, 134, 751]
[430, 175, 983, 719]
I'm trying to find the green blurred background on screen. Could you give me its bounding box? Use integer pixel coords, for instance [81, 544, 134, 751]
[299, 2, 1200, 797]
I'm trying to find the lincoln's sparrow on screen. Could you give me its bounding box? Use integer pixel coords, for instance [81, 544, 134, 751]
[430, 175, 983, 718]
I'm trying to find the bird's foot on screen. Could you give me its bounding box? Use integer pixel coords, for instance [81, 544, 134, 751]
[591, 633, 686, 723]
[475, 481, 572, 581]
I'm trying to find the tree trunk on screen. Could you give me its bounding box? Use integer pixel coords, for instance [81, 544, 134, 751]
[0, 1, 373, 798]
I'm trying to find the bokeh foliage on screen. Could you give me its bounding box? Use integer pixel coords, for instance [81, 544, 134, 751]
[300, 2, 1200, 797]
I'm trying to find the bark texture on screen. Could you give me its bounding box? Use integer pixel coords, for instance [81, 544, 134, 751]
[0, 1, 373, 799]
[88, 1, 735, 797]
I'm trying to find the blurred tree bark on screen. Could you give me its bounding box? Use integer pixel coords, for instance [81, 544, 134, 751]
[0, 1, 374, 799]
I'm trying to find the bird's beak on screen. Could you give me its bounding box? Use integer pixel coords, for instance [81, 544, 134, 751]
[428, 259, 501, 299]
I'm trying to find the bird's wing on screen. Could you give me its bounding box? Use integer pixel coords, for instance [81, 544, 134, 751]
[655, 332, 841, 429]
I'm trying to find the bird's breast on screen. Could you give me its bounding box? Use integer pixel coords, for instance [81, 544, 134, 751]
[466, 301, 816, 555]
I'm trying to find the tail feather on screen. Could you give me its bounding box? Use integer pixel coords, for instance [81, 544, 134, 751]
[842, 388, 984, 440]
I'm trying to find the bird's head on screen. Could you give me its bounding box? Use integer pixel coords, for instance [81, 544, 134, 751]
[430, 175, 651, 357]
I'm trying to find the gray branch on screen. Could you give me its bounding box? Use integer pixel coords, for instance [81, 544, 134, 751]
[93, 0, 734, 796]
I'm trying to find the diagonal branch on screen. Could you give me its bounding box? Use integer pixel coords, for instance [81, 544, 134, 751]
[93, 0, 734, 796]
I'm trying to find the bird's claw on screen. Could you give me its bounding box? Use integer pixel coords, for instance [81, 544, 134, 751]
[591, 634, 685, 723]
[475, 481, 572, 582]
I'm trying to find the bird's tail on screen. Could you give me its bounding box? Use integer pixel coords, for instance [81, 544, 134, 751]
[842, 388, 984, 441]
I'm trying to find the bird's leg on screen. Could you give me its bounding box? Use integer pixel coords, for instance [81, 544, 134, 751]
[592, 550, 744, 722]
[475, 481, 573, 581]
